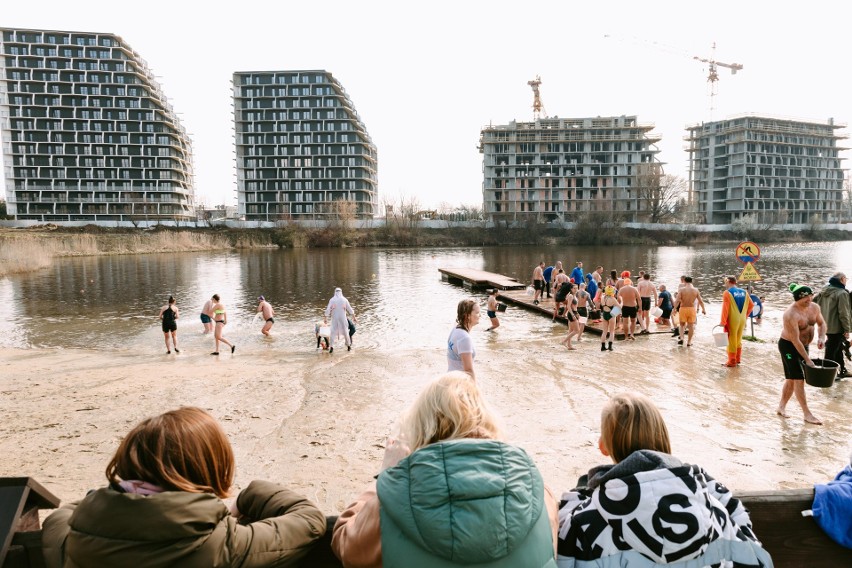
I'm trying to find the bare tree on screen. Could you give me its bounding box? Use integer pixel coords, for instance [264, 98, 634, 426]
[328, 199, 357, 230]
[633, 164, 687, 223]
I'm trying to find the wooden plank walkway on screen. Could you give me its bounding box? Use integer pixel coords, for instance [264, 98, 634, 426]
[498, 289, 674, 339]
[439, 267, 526, 291]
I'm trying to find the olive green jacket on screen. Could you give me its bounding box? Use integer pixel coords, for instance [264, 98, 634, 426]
[42, 480, 325, 568]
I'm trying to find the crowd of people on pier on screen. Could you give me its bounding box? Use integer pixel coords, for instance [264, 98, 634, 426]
[471, 261, 851, 426]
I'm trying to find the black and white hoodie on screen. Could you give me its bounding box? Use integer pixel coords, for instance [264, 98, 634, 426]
[557, 450, 774, 567]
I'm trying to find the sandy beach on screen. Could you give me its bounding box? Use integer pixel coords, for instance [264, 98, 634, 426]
[2, 325, 850, 515]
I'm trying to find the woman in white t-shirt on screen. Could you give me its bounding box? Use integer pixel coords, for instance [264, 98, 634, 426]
[447, 299, 480, 381]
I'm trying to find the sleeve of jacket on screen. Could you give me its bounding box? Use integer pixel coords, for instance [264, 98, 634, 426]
[229, 480, 326, 568]
[840, 291, 852, 333]
[702, 470, 760, 543]
[720, 291, 730, 329]
[41, 502, 77, 568]
[331, 483, 382, 568]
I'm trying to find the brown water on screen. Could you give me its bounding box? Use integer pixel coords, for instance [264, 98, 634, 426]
[4, 241, 852, 351]
[1, 242, 851, 503]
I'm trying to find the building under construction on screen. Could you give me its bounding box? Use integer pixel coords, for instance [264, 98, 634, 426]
[686, 115, 847, 224]
[480, 115, 662, 223]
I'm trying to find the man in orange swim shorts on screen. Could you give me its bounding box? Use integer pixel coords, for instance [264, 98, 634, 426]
[674, 276, 706, 346]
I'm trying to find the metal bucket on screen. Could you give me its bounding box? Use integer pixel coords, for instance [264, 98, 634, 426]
[803, 358, 838, 388]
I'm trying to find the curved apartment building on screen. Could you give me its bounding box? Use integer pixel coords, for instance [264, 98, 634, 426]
[0, 28, 195, 222]
[233, 70, 377, 220]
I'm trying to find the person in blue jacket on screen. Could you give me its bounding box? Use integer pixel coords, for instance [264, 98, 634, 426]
[584, 272, 598, 304]
[570, 262, 584, 286]
[543, 263, 555, 299]
[332, 372, 558, 568]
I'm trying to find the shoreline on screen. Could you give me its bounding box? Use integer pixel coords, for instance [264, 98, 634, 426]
[2, 338, 849, 513]
[2, 225, 851, 277]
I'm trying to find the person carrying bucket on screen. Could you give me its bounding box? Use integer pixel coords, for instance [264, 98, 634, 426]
[720, 276, 754, 367]
[776, 283, 826, 425]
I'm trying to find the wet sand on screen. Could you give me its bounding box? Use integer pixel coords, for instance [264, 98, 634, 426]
[1, 326, 850, 513]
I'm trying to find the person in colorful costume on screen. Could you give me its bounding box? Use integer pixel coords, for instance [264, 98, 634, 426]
[720, 276, 754, 367]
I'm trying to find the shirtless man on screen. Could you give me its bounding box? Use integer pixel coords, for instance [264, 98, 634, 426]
[672, 275, 689, 337]
[673, 276, 706, 346]
[257, 295, 275, 336]
[593, 266, 603, 284]
[552, 269, 570, 320]
[777, 284, 825, 425]
[532, 261, 545, 305]
[485, 289, 500, 331]
[618, 279, 641, 340]
[637, 273, 656, 334]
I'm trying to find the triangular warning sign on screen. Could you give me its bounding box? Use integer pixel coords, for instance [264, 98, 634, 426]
[738, 262, 762, 282]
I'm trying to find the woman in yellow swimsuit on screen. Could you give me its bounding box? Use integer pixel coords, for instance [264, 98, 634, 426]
[210, 294, 235, 355]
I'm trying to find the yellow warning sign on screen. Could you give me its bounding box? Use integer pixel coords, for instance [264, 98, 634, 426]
[738, 262, 762, 282]
[736, 241, 761, 264]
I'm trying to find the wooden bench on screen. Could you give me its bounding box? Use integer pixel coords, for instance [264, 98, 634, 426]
[3, 480, 849, 567]
[737, 488, 852, 567]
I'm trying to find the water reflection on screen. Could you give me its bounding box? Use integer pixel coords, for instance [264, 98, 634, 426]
[1, 242, 850, 350]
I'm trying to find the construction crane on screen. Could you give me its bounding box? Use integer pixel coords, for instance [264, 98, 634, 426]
[527, 75, 546, 120]
[603, 35, 743, 117]
[693, 42, 743, 117]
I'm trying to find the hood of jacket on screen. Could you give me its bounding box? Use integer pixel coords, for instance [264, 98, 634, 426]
[377, 439, 547, 564]
[558, 450, 772, 567]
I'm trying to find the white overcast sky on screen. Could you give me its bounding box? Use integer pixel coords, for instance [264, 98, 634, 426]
[3, 0, 850, 209]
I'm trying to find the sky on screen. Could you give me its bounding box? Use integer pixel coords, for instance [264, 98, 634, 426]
[3, 0, 851, 210]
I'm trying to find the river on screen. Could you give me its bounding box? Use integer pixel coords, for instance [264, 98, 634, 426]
[0, 242, 850, 508]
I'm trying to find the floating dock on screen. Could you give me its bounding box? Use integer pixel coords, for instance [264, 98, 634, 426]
[440, 267, 673, 339]
[438, 268, 526, 291]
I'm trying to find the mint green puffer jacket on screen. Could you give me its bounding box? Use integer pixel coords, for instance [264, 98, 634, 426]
[377, 439, 557, 568]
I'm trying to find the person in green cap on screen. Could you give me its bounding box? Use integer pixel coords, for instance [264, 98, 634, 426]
[777, 283, 826, 425]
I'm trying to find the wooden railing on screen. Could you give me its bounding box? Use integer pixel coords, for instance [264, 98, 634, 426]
[2, 479, 850, 568]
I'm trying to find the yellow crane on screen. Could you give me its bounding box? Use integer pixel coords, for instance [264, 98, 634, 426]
[527, 75, 546, 120]
[693, 42, 743, 116]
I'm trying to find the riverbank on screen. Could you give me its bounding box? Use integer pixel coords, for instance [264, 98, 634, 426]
[1, 322, 849, 513]
[2, 224, 851, 277]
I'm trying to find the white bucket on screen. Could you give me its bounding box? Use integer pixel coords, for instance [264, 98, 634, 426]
[526, 286, 535, 297]
[610, 305, 622, 317]
[712, 325, 728, 348]
[318, 326, 331, 338]
[579, 316, 588, 324]
[651, 306, 663, 317]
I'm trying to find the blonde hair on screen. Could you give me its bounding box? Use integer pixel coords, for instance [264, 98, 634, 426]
[600, 392, 671, 463]
[402, 372, 501, 452]
[106, 407, 235, 498]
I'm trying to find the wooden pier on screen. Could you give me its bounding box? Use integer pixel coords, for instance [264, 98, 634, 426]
[439, 267, 673, 339]
[438, 268, 526, 291]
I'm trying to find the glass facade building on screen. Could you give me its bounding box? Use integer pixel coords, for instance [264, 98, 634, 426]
[686, 115, 847, 224]
[480, 116, 661, 223]
[0, 27, 194, 222]
[233, 70, 377, 220]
